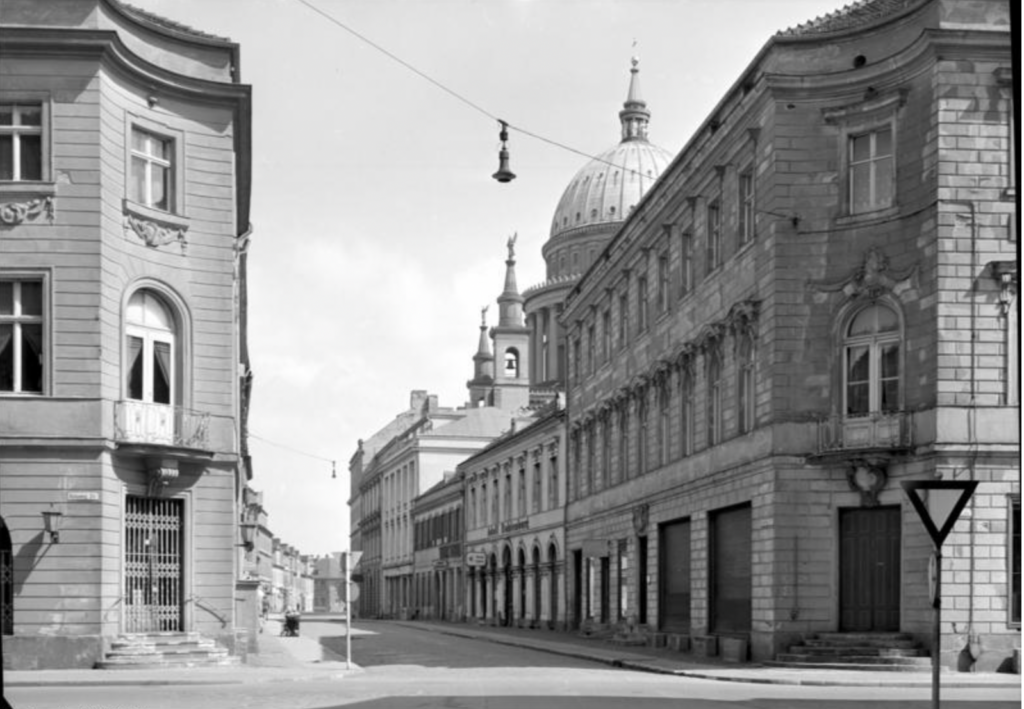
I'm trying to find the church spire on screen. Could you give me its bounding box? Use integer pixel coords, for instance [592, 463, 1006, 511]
[466, 306, 494, 407]
[497, 233, 523, 327]
[619, 56, 651, 143]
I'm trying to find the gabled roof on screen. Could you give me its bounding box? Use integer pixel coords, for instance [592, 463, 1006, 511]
[777, 0, 925, 37]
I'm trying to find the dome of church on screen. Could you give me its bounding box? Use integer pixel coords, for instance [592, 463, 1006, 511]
[548, 58, 673, 242]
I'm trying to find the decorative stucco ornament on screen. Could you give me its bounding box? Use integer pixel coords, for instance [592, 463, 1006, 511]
[0, 197, 54, 225]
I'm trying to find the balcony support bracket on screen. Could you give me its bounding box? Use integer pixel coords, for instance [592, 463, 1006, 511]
[146, 457, 180, 497]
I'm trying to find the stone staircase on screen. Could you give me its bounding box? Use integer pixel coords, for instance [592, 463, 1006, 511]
[97, 632, 239, 669]
[768, 632, 932, 672]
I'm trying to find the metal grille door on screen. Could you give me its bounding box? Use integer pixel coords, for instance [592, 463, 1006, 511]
[1, 521, 12, 635]
[125, 496, 184, 632]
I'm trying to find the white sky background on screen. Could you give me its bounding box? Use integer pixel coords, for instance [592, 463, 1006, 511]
[130, 0, 854, 555]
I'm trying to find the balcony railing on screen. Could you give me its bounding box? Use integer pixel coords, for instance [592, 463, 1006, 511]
[817, 411, 911, 455]
[114, 400, 210, 450]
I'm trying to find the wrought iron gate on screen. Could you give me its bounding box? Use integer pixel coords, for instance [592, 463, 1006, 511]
[125, 496, 184, 632]
[1, 517, 13, 636]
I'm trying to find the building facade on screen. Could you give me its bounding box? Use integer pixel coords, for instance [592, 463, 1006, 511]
[0, 0, 252, 668]
[349, 391, 437, 619]
[561, 0, 1016, 668]
[412, 472, 465, 621]
[461, 403, 568, 629]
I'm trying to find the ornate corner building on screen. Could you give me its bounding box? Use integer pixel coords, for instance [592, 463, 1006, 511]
[0, 0, 253, 668]
[561, 0, 1017, 668]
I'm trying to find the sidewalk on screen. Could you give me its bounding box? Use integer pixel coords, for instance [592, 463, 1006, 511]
[391, 619, 1023, 689]
[5, 618, 1020, 690]
[3, 619, 357, 688]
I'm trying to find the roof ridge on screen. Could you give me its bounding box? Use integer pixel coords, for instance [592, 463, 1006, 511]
[776, 0, 924, 38]
[113, 0, 232, 43]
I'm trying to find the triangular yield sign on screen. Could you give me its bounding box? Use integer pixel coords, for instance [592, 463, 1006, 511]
[901, 480, 979, 548]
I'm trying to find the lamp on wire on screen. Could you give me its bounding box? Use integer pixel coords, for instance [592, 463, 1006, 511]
[492, 120, 516, 183]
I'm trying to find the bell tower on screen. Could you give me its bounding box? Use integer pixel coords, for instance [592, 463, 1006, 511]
[490, 234, 531, 411]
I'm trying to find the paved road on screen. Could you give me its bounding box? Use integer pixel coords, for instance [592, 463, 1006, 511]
[5, 620, 1020, 709]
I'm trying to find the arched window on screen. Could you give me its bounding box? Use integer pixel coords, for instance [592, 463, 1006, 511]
[126, 290, 176, 405]
[844, 303, 900, 416]
[504, 348, 520, 378]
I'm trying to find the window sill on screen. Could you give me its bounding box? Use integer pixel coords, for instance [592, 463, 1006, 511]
[835, 205, 900, 228]
[0, 181, 57, 197]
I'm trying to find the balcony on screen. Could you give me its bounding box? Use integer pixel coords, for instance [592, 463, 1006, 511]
[816, 411, 912, 457]
[114, 400, 211, 451]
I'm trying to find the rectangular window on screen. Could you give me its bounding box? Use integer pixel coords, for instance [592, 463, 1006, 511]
[572, 337, 581, 384]
[0, 279, 44, 394]
[131, 128, 173, 211]
[638, 397, 648, 474]
[707, 353, 722, 447]
[638, 276, 649, 333]
[619, 408, 630, 482]
[849, 126, 894, 214]
[680, 369, 693, 458]
[602, 416, 612, 488]
[602, 309, 611, 364]
[679, 231, 693, 298]
[706, 200, 722, 274]
[738, 171, 754, 245]
[532, 461, 541, 513]
[587, 423, 596, 494]
[587, 324, 595, 375]
[548, 454, 558, 510]
[657, 255, 669, 314]
[518, 468, 526, 517]
[618, 292, 628, 349]
[0, 103, 44, 181]
[504, 473, 512, 520]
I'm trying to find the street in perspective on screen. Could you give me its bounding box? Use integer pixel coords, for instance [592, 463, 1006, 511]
[5, 616, 1022, 708]
[0, 0, 1019, 708]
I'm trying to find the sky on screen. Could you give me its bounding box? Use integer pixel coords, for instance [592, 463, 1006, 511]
[130, 0, 856, 556]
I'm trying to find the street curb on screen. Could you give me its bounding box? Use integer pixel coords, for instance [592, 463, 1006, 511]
[397, 623, 1020, 689]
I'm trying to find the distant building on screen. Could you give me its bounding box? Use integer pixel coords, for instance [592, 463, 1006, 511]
[312, 552, 348, 614]
[460, 401, 568, 629]
[561, 0, 1016, 668]
[412, 472, 466, 621]
[0, 0, 252, 668]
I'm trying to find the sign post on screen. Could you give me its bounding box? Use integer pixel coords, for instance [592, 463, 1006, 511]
[342, 550, 363, 670]
[901, 480, 978, 709]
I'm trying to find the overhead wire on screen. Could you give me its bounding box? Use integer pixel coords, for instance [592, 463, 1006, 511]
[249, 431, 337, 477]
[292, 0, 651, 179]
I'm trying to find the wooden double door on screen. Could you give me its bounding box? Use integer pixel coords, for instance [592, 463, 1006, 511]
[840, 506, 901, 632]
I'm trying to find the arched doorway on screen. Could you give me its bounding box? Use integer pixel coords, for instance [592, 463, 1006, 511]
[1, 516, 12, 635]
[548, 543, 558, 630]
[502, 546, 513, 627]
[517, 548, 527, 624]
[532, 546, 542, 626]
